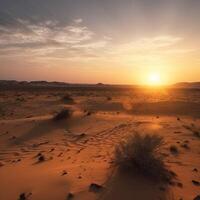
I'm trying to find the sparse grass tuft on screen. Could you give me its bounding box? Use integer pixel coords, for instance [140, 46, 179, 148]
[114, 133, 175, 182]
[53, 109, 72, 121]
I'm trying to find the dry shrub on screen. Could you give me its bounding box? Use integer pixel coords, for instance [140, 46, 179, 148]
[53, 109, 72, 121]
[114, 133, 175, 182]
[62, 94, 74, 104]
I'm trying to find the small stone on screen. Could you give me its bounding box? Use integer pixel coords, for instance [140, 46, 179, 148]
[169, 181, 176, 186]
[67, 192, 74, 200]
[18, 193, 26, 200]
[38, 155, 45, 162]
[89, 183, 104, 193]
[193, 195, 200, 200]
[193, 168, 198, 172]
[169, 145, 179, 154]
[49, 148, 55, 152]
[61, 170, 67, 176]
[86, 111, 92, 116]
[181, 143, 190, 149]
[78, 133, 86, 138]
[194, 131, 200, 138]
[35, 152, 42, 157]
[57, 152, 63, 157]
[177, 182, 183, 188]
[192, 180, 200, 186]
[10, 136, 16, 140]
[107, 96, 112, 101]
[0, 162, 4, 167]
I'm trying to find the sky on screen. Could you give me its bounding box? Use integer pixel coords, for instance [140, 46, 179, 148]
[0, 0, 200, 85]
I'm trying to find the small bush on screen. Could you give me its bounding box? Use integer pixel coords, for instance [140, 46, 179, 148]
[62, 94, 74, 104]
[53, 109, 72, 121]
[114, 133, 174, 182]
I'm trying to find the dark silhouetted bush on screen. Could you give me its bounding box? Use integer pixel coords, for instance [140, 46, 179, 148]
[53, 109, 72, 121]
[62, 94, 74, 104]
[114, 133, 175, 182]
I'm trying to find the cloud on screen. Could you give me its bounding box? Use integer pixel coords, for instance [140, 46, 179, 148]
[0, 18, 108, 58]
[54, 25, 94, 44]
[0, 19, 93, 46]
[0, 14, 196, 65]
[109, 36, 183, 55]
[100, 35, 195, 64]
[74, 18, 83, 24]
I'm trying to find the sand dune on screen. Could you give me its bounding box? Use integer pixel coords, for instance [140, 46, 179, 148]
[0, 88, 200, 200]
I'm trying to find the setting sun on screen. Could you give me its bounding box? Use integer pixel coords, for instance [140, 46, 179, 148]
[148, 72, 162, 85]
[1, 1, 200, 200]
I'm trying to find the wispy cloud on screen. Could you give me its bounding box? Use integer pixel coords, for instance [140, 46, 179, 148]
[74, 18, 83, 24]
[0, 18, 93, 46]
[0, 15, 196, 65]
[100, 35, 196, 65]
[0, 17, 111, 59]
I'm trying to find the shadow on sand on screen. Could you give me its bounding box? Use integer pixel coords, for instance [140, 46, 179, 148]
[9, 119, 70, 145]
[130, 101, 200, 118]
[99, 169, 173, 200]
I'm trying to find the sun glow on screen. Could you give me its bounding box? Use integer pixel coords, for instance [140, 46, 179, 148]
[148, 72, 162, 86]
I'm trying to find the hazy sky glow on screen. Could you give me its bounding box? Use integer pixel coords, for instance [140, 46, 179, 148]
[0, 0, 200, 84]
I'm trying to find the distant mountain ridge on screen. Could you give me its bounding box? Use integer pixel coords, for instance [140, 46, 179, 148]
[0, 80, 109, 88]
[173, 82, 200, 88]
[0, 80, 70, 87]
[1, 80, 200, 89]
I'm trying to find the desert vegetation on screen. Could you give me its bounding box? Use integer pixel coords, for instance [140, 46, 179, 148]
[53, 109, 72, 121]
[0, 87, 200, 200]
[114, 133, 175, 182]
[62, 94, 74, 104]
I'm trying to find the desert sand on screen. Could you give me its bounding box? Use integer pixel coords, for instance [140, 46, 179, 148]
[0, 87, 200, 200]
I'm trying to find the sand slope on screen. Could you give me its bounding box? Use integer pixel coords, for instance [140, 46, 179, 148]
[0, 89, 200, 200]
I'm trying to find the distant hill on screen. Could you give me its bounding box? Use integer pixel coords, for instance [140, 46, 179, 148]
[0, 80, 109, 89]
[0, 80, 70, 87]
[1, 80, 200, 90]
[173, 82, 200, 89]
